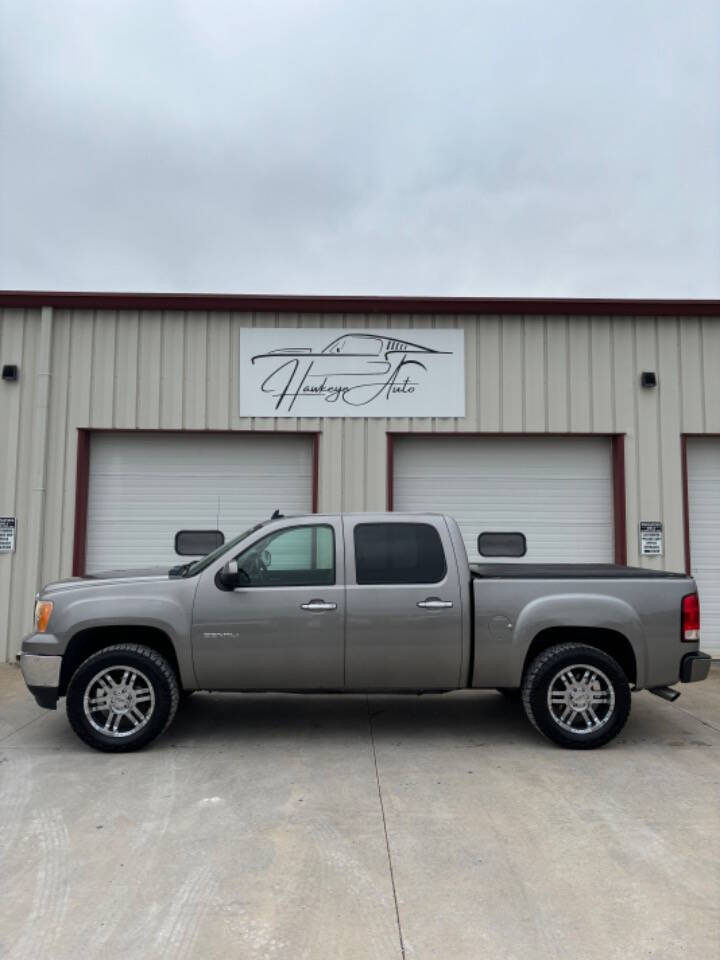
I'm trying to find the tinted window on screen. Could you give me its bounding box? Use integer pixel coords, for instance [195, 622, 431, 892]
[354, 523, 446, 585]
[235, 525, 335, 587]
[478, 531, 527, 558]
[175, 530, 224, 556]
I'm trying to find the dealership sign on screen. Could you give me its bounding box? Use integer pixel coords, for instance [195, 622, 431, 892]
[239, 329, 465, 418]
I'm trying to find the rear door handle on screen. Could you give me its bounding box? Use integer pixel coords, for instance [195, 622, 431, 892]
[417, 597, 454, 609]
[300, 599, 337, 612]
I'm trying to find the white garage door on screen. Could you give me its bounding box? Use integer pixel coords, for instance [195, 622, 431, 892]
[687, 439, 720, 657]
[393, 436, 614, 564]
[86, 433, 314, 573]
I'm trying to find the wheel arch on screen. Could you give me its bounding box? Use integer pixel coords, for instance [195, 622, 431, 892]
[59, 625, 182, 696]
[523, 627, 637, 685]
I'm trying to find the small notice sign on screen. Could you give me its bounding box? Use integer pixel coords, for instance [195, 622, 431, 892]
[640, 521, 663, 557]
[0, 517, 16, 553]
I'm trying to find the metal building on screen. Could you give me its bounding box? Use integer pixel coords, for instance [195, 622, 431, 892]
[1, 291, 719, 660]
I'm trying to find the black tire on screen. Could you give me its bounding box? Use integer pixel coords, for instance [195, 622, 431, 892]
[521, 643, 631, 749]
[66, 644, 179, 752]
[496, 687, 521, 701]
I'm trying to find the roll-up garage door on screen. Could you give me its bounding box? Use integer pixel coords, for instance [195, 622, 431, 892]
[86, 433, 314, 573]
[686, 439, 720, 656]
[393, 436, 614, 564]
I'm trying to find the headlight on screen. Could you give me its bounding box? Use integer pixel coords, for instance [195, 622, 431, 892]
[34, 600, 53, 633]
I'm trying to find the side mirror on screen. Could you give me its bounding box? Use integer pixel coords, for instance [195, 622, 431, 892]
[478, 531, 527, 558]
[216, 560, 249, 591]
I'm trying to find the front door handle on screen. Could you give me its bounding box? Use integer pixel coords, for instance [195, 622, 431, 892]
[417, 597, 454, 609]
[300, 599, 337, 612]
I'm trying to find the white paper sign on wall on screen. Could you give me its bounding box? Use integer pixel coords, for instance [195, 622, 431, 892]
[640, 521, 663, 556]
[239, 329, 465, 418]
[0, 517, 16, 553]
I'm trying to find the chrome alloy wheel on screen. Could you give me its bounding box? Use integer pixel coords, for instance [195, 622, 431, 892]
[82, 665, 156, 738]
[546, 664, 615, 735]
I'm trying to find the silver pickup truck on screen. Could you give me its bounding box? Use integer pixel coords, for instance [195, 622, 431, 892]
[18, 512, 711, 752]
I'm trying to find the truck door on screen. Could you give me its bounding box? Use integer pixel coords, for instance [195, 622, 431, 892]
[192, 519, 345, 689]
[343, 517, 463, 689]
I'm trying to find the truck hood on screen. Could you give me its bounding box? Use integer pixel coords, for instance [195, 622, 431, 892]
[42, 567, 170, 595]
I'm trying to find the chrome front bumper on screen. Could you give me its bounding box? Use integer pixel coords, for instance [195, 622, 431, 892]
[18, 653, 62, 688]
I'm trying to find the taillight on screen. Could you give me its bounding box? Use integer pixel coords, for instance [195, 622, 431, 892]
[682, 592, 700, 642]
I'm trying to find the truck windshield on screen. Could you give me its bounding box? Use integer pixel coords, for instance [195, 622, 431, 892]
[171, 523, 266, 578]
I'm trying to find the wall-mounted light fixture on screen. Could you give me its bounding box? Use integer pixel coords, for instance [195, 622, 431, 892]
[640, 371, 657, 388]
[1, 365, 18, 382]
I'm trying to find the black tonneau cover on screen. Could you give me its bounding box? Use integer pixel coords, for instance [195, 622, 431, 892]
[470, 563, 689, 580]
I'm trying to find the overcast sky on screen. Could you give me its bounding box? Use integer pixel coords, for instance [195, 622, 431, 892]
[1, 0, 718, 297]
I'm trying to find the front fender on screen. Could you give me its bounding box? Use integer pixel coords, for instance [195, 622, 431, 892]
[47, 589, 196, 688]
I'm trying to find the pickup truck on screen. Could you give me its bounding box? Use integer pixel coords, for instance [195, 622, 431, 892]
[18, 512, 712, 752]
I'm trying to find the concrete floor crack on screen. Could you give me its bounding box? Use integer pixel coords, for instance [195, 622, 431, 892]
[366, 695, 406, 960]
[672, 703, 720, 734]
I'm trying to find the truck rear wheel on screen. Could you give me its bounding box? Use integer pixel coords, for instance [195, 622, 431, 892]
[66, 644, 179, 752]
[522, 643, 630, 749]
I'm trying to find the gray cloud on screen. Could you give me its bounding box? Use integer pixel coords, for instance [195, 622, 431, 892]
[1, 0, 718, 296]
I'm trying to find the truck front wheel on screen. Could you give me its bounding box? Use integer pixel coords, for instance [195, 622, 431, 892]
[66, 644, 179, 752]
[522, 643, 631, 749]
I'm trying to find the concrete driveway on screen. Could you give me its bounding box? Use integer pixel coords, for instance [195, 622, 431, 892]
[0, 663, 718, 960]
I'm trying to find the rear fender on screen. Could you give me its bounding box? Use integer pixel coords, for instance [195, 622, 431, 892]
[513, 594, 647, 685]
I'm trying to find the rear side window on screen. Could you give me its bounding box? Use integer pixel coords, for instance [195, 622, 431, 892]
[354, 523, 447, 585]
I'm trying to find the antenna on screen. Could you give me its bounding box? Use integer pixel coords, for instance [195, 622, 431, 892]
[271, 508, 283, 519]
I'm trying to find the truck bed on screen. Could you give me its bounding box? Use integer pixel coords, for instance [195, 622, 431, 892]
[470, 563, 690, 580]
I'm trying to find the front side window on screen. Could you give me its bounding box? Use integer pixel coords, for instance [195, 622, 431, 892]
[235, 525, 335, 587]
[354, 523, 446, 585]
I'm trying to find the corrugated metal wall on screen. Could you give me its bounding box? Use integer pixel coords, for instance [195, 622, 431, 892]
[1, 306, 718, 659]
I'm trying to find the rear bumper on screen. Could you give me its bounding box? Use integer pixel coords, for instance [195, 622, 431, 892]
[17, 653, 61, 709]
[680, 651, 712, 683]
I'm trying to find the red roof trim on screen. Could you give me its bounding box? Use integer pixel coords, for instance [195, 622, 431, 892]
[1, 290, 719, 317]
